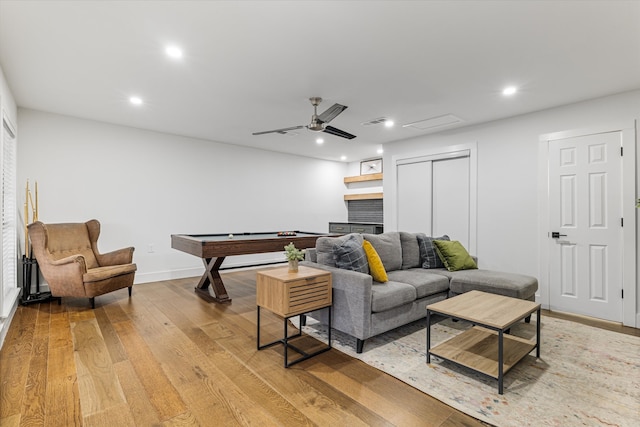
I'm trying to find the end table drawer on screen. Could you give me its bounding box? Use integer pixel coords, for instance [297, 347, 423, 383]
[287, 277, 331, 315]
[257, 270, 331, 317]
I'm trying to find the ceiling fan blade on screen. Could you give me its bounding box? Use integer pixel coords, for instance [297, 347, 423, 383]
[317, 103, 347, 124]
[252, 125, 305, 136]
[323, 125, 356, 140]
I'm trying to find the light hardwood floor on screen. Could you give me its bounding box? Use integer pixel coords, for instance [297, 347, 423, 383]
[1, 268, 637, 426]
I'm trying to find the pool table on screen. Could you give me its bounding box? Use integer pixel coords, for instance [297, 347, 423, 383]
[171, 231, 336, 303]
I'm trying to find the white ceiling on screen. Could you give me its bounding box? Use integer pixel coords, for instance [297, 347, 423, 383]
[1, 1, 639, 162]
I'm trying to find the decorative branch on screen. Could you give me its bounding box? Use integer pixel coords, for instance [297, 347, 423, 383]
[24, 180, 39, 257]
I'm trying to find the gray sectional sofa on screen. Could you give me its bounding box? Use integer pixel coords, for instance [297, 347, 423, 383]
[301, 231, 538, 353]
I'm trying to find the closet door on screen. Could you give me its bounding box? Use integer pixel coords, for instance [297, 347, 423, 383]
[395, 151, 471, 247]
[396, 161, 432, 234]
[432, 156, 470, 248]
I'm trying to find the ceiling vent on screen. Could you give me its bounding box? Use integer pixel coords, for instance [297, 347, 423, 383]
[403, 114, 464, 131]
[361, 117, 389, 127]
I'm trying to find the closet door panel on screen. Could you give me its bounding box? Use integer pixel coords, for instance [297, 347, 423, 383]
[397, 161, 432, 234]
[432, 157, 470, 248]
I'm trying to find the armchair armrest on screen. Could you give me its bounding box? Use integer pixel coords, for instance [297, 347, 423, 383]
[47, 254, 88, 270]
[95, 247, 135, 266]
[39, 254, 88, 296]
[300, 260, 373, 340]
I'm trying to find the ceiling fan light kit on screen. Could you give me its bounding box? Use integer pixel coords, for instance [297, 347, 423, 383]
[253, 97, 356, 140]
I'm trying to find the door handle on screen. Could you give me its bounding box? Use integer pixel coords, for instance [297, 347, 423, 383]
[551, 231, 567, 239]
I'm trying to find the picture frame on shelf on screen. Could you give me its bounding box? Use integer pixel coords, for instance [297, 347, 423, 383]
[360, 158, 382, 175]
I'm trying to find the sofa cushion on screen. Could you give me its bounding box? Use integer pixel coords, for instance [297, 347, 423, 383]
[417, 234, 450, 269]
[425, 269, 456, 279]
[333, 234, 369, 274]
[371, 281, 417, 312]
[447, 269, 538, 300]
[399, 232, 421, 269]
[363, 232, 402, 272]
[433, 240, 478, 271]
[315, 233, 362, 267]
[386, 269, 450, 298]
[363, 240, 388, 283]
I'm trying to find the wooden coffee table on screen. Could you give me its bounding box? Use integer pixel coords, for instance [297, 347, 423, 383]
[426, 290, 541, 394]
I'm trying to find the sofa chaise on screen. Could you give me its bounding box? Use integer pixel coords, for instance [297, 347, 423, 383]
[301, 231, 538, 353]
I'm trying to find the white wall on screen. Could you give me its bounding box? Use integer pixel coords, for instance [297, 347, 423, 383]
[17, 109, 347, 283]
[383, 90, 640, 324]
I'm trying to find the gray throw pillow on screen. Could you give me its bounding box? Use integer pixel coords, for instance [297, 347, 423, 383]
[417, 234, 450, 269]
[399, 232, 420, 269]
[316, 233, 362, 267]
[363, 232, 402, 272]
[333, 234, 369, 274]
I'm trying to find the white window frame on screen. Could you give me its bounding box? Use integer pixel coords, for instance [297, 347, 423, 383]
[1, 110, 18, 318]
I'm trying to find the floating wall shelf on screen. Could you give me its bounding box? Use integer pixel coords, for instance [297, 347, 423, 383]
[344, 192, 383, 201]
[343, 173, 383, 184]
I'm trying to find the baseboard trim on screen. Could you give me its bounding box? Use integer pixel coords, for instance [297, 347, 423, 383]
[0, 296, 19, 350]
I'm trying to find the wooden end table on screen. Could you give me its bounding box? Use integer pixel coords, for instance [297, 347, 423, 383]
[426, 290, 541, 394]
[256, 265, 332, 367]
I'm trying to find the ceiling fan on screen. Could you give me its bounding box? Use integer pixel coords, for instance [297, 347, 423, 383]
[252, 97, 356, 140]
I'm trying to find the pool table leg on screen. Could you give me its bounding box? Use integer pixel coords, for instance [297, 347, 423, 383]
[195, 256, 232, 303]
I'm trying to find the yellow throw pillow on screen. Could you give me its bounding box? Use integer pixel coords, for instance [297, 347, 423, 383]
[363, 240, 388, 282]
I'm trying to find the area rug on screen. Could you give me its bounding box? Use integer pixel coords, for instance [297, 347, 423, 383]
[300, 315, 640, 427]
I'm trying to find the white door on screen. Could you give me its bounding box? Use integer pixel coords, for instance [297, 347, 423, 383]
[397, 161, 433, 234]
[432, 156, 470, 248]
[396, 154, 471, 245]
[548, 132, 623, 322]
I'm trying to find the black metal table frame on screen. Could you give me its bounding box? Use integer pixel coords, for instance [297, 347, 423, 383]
[426, 306, 541, 394]
[257, 305, 332, 368]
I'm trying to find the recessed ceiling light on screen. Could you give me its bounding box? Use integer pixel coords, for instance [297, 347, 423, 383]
[377, 148, 384, 154]
[384, 119, 394, 128]
[340, 155, 347, 161]
[316, 138, 324, 144]
[502, 86, 517, 96]
[129, 96, 143, 105]
[165, 45, 183, 59]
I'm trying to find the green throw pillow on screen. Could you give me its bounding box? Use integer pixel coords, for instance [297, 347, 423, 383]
[433, 240, 477, 271]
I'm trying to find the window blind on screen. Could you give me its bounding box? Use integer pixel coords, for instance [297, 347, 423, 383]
[1, 115, 17, 317]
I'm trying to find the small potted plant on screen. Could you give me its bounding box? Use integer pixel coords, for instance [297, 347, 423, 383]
[284, 242, 305, 272]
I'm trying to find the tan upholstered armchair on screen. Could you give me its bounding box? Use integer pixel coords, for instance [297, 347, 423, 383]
[27, 220, 137, 308]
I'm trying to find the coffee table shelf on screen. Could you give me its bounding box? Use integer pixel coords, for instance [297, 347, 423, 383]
[429, 326, 537, 378]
